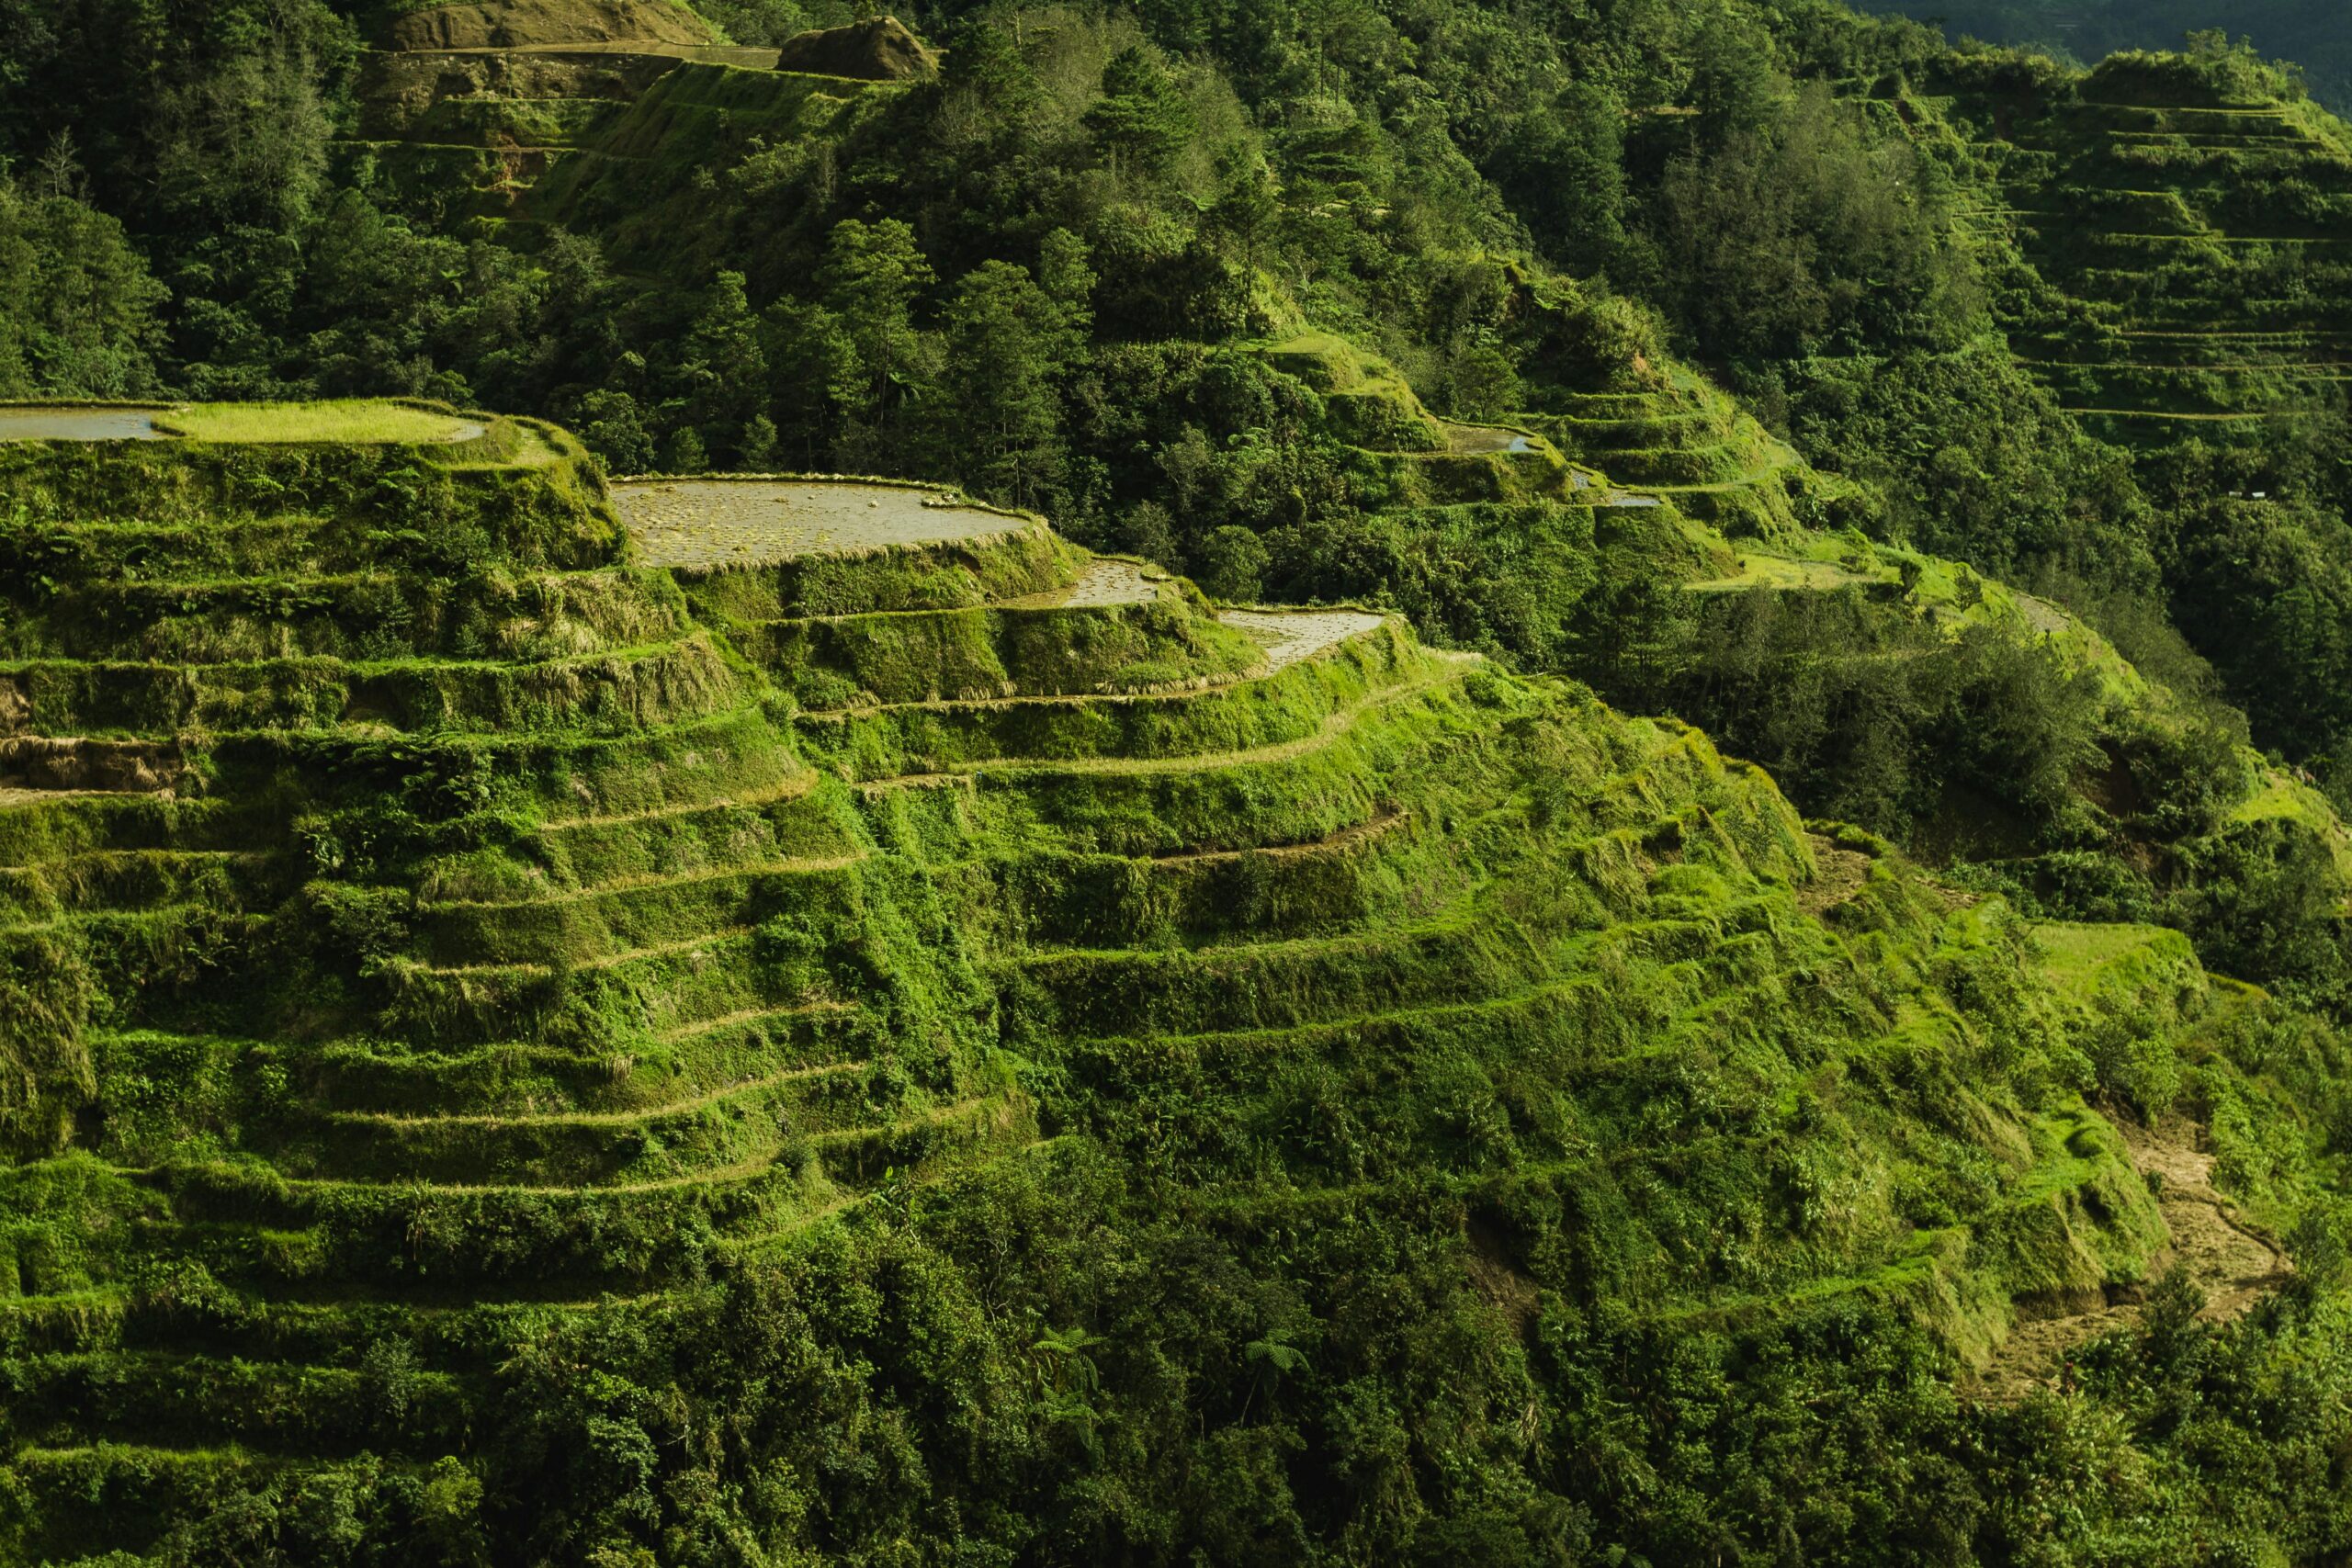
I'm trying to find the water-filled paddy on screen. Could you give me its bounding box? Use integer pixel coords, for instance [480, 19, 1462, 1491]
[1219, 609, 1389, 671]
[0, 408, 167, 440]
[615, 479, 1023, 567]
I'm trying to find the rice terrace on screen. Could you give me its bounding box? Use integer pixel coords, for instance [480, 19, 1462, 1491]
[6, 0, 2352, 1562]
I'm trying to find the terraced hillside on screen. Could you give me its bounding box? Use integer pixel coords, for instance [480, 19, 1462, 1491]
[345, 0, 794, 222]
[0, 406, 2289, 1555]
[1259, 284, 1836, 546]
[1947, 52, 2352, 444]
[345, 4, 942, 231]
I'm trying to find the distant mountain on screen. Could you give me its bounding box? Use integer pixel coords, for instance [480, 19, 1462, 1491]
[1878, 1, 2352, 107]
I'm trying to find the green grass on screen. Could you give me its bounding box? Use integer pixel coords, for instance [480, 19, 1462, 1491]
[149, 400, 488, 446]
[2232, 767, 2352, 883]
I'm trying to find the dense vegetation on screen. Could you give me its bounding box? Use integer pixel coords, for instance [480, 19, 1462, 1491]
[1872, 0, 2352, 111]
[6, 0, 2352, 1561]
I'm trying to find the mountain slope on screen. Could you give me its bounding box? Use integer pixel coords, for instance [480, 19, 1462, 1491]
[0, 408, 2334, 1561]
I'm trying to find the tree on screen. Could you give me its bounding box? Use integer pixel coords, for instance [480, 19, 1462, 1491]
[674, 270, 769, 464]
[932, 260, 1070, 508]
[0, 175, 167, 397]
[1037, 227, 1097, 333]
[814, 218, 934, 448]
[569, 388, 656, 472]
[1207, 150, 1282, 275]
[1196, 525, 1271, 602]
[1084, 45, 1194, 180]
[760, 298, 854, 467]
[151, 44, 333, 231]
[1492, 79, 1627, 276]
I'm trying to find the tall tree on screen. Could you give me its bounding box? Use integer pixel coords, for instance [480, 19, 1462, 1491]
[1084, 45, 1195, 180]
[814, 217, 934, 460]
[932, 260, 1072, 509]
[674, 270, 770, 464]
[0, 175, 167, 397]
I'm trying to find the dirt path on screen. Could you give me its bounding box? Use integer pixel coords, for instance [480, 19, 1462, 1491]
[1974, 1118, 2292, 1400]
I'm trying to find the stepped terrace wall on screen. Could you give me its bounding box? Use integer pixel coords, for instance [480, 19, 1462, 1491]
[0, 416, 2273, 1562]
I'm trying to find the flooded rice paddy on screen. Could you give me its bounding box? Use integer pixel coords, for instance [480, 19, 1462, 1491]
[616, 479, 1022, 567]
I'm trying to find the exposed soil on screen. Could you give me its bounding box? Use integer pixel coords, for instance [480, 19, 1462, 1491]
[1973, 1118, 2292, 1402]
[385, 0, 712, 51]
[1217, 609, 1388, 671]
[0, 738, 185, 795]
[2011, 591, 2071, 635]
[773, 16, 939, 80]
[613, 479, 1021, 567]
[357, 49, 684, 137]
[1795, 831, 1875, 915]
[1466, 1217, 1542, 1337]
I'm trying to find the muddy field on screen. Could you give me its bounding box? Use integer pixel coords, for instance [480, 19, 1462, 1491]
[1004, 558, 1163, 608]
[1219, 608, 1389, 671]
[614, 479, 1023, 567]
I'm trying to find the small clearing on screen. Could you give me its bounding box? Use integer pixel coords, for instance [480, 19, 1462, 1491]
[1973, 1118, 2292, 1402]
[615, 479, 1020, 568]
[1688, 554, 1889, 594]
[1218, 609, 1388, 671]
[2010, 591, 2071, 636]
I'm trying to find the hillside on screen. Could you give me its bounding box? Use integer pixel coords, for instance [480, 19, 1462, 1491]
[1934, 50, 2352, 439]
[0, 403, 2335, 1562]
[1875, 1, 2352, 112]
[8, 0, 2352, 1560]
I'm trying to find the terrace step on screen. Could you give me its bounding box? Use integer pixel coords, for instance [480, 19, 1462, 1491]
[795, 626, 1417, 779]
[8, 1348, 474, 1459]
[127, 1093, 1035, 1290]
[859, 659, 1471, 792]
[405, 852, 865, 967]
[290, 1058, 879, 1186]
[0, 631, 744, 737]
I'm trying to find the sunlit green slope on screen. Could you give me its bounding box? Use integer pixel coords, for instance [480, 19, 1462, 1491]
[0, 407, 2302, 1558]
